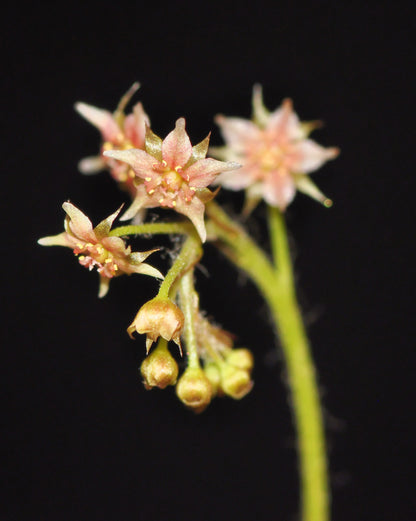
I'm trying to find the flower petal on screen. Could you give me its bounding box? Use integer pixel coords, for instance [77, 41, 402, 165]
[128, 262, 164, 279]
[78, 155, 106, 174]
[185, 158, 241, 188]
[120, 185, 150, 221]
[98, 276, 111, 298]
[75, 102, 121, 142]
[37, 232, 73, 247]
[103, 148, 158, 180]
[175, 196, 207, 242]
[267, 98, 304, 140]
[161, 118, 193, 168]
[294, 140, 339, 173]
[262, 170, 296, 210]
[214, 168, 255, 190]
[215, 115, 259, 152]
[123, 102, 149, 148]
[62, 202, 96, 242]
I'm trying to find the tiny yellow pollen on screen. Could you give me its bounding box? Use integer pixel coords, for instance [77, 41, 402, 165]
[129, 170, 135, 178]
[85, 243, 93, 248]
[104, 258, 112, 264]
[190, 187, 197, 192]
[76, 243, 83, 249]
[172, 201, 177, 207]
[175, 165, 182, 172]
[324, 198, 333, 208]
[162, 160, 168, 167]
[148, 189, 155, 194]
[145, 177, 151, 182]
[159, 198, 164, 204]
[78, 255, 85, 261]
[114, 264, 119, 271]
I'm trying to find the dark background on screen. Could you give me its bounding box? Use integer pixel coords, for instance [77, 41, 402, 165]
[3, 2, 414, 520]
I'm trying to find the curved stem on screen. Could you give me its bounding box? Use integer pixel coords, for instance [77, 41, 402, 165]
[158, 233, 202, 299]
[206, 201, 329, 521]
[110, 221, 192, 237]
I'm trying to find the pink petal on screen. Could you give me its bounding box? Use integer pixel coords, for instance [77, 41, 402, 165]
[214, 168, 255, 190]
[215, 115, 260, 152]
[120, 185, 151, 221]
[175, 195, 207, 242]
[78, 155, 106, 174]
[262, 170, 296, 210]
[75, 102, 121, 142]
[123, 102, 149, 148]
[293, 140, 339, 173]
[161, 118, 193, 168]
[103, 149, 158, 180]
[185, 158, 240, 188]
[62, 202, 96, 242]
[267, 99, 304, 140]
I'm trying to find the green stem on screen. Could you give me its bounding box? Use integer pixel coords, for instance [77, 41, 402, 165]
[110, 222, 192, 237]
[158, 233, 202, 299]
[179, 270, 200, 369]
[206, 201, 328, 521]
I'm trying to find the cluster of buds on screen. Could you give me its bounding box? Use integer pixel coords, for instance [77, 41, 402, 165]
[126, 292, 254, 413]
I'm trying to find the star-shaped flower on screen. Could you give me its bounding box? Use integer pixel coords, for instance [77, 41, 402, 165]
[38, 202, 163, 297]
[103, 118, 240, 242]
[211, 85, 339, 212]
[75, 83, 150, 195]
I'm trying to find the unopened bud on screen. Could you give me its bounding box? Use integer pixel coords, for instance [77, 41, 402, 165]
[140, 341, 179, 390]
[225, 348, 254, 372]
[176, 367, 213, 413]
[127, 297, 184, 353]
[203, 363, 221, 396]
[219, 363, 253, 400]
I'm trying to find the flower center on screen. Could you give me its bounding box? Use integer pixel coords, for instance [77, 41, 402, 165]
[73, 242, 119, 278]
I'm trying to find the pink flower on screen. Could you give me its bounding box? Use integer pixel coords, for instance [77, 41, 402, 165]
[103, 118, 240, 242]
[38, 202, 163, 297]
[212, 85, 339, 211]
[75, 83, 150, 195]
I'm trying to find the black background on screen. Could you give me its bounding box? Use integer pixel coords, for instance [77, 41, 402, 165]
[3, 2, 414, 520]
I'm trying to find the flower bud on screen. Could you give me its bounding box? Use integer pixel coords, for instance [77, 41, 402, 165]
[140, 341, 179, 390]
[224, 348, 254, 371]
[176, 367, 213, 413]
[127, 297, 184, 353]
[219, 363, 253, 400]
[203, 363, 221, 396]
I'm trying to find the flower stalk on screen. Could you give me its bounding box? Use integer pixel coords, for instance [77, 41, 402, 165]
[206, 200, 328, 521]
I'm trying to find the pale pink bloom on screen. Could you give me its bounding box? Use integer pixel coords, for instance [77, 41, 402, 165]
[75, 83, 150, 195]
[103, 118, 240, 242]
[212, 85, 339, 211]
[38, 202, 163, 297]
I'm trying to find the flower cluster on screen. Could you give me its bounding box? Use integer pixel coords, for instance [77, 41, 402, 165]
[39, 83, 339, 414]
[212, 85, 339, 212]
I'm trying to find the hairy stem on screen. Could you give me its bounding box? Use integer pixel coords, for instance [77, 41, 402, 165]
[206, 201, 329, 521]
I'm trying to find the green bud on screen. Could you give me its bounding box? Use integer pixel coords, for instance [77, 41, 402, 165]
[225, 348, 254, 371]
[176, 367, 212, 413]
[140, 340, 179, 390]
[219, 363, 253, 400]
[204, 363, 221, 396]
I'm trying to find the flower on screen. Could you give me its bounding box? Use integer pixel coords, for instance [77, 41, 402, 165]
[212, 85, 339, 212]
[75, 82, 150, 195]
[103, 118, 240, 242]
[127, 297, 185, 353]
[38, 202, 163, 297]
